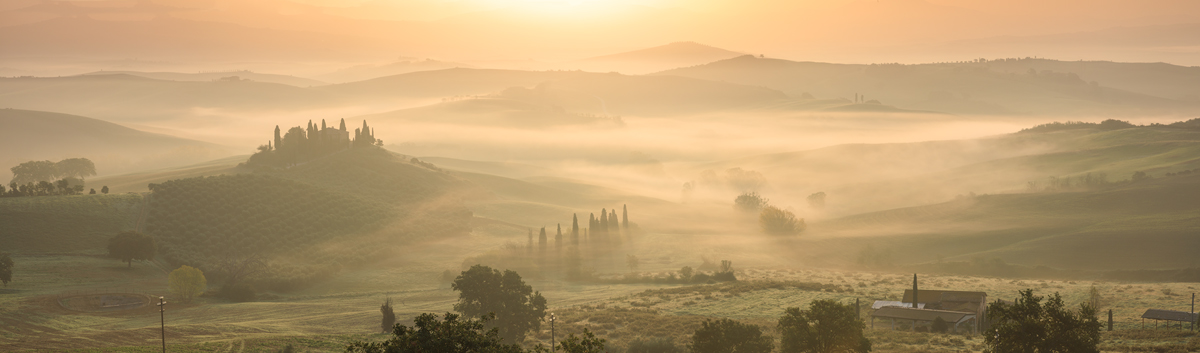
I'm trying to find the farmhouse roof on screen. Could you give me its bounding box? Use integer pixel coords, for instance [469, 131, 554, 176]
[871, 307, 975, 323]
[1141, 309, 1198, 322]
[872, 300, 924, 309]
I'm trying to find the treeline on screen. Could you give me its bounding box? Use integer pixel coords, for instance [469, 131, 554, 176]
[1020, 118, 1200, 133]
[244, 119, 381, 168]
[4, 158, 101, 197]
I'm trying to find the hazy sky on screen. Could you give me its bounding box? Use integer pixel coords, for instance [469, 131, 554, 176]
[3, 0, 1198, 66]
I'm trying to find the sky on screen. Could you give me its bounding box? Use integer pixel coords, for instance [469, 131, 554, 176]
[1, 0, 1198, 68]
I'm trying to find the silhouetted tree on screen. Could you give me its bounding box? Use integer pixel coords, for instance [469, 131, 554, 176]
[107, 231, 155, 268]
[89, 188, 96, 194]
[571, 214, 580, 246]
[559, 329, 607, 353]
[101, 186, 109, 194]
[381, 298, 397, 333]
[451, 265, 547, 343]
[626, 254, 639, 273]
[760, 206, 805, 235]
[9, 160, 57, 185]
[985, 289, 1101, 353]
[734, 192, 768, 213]
[555, 224, 563, 252]
[778, 299, 870, 353]
[55, 158, 96, 180]
[347, 312, 526, 353]
[622, 204, 629, 230]
[806, 192, 826, 210]
[690, 318, 774, 353]
[538, 227, 548, 254]
[0, 253, 12, 287]
[628, 338, 682, 353]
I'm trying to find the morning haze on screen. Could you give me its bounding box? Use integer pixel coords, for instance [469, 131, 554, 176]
[1, 0, 1199, 352]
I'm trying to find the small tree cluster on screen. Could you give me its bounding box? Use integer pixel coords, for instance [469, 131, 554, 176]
[760, 206, 805, 235]
[690, 318, 774, 353]
[984, 289, 1101, 353]
[777, 299, 870, 353]
[8, 158, 96, 185]
[245, 119, 380, 167]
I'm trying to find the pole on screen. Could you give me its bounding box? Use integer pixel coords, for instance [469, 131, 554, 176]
[157, 296, 168, 353]
[1107, 309, 1112, 331]
[1191, 293, 1195, 331]
[550, 313, 557, 353]
[912, 274, 918, 309]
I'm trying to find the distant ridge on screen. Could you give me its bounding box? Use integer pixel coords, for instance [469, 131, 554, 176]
[567, 42, 743, 74]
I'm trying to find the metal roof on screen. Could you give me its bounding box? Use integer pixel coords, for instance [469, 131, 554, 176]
[872, 300, 924, 309]
[871, 307, 976, 323]
[1141, 309, 1198, 322]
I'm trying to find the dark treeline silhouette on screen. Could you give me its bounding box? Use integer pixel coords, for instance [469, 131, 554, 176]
[1020, 117, 1200, 134]
[244, 118, 381, 167]
[3, 158, 99, 197]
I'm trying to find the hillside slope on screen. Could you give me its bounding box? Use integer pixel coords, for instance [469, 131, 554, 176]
[0, 109, 233, 177]
[656, 55, 1200, 116]
[567, 41, 743, 74]
[79, 70, 327, 87]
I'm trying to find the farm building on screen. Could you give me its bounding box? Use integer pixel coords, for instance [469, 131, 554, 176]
[1140, 309, 1198, 329]
[871, 307, 978, 333]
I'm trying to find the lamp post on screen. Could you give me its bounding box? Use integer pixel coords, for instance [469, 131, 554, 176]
[550, 313, 557, 353]
[157, 296, 168, 353]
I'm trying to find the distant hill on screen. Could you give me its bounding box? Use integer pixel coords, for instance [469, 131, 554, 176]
[0, 109, 233, 178]
[567, 42, 743, 74]
[320, 68, 587, 99]
[79, 70, 327, 87]
[0, 74, 345, 121]
[317, 59, 475, 84]
[657, 55, 1200, 116]
[809, 173, 1200, 272]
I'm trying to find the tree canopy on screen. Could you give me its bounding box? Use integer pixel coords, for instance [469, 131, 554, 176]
[690, 318, 774, 353]
[347, 312, 527, 353]
[777, 299, 870, 353]
[759, 206, 805, 235]
[984, 289, 1101, 353]
[9, 158, 96, 185]
[107, 231, 156, 268]
[168, 265, 207, 303]
[452, 265, 548, 344]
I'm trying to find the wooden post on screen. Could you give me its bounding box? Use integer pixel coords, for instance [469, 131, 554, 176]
[912, 274, 918, 308]
[157, 296, 168, 353]
[1108, 309, 1112, 331]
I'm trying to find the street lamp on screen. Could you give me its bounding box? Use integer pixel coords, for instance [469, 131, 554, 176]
[550, 313, 557, 353]
[157, 296, 168, 353]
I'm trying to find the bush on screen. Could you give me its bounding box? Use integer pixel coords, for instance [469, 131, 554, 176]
[759, 206, 805, 235]
[627, 338, 682, 353]
[690, 318, 773, 353]
[734, 192, 768, 213]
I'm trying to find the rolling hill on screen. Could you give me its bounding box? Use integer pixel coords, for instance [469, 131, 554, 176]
[0, 74, 345, 120]
[656, 55, 1200, 116]
[319, 68, 588, 100]
[316, 58, 475, 84]
[567, 42, 743, 74]
[0, 109, 234, 178]
[79, 70, 327, 87]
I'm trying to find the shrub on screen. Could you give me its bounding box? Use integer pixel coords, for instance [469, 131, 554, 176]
[759, 206, 805, 235]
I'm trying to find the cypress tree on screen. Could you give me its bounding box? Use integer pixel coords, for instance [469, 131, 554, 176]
[321, 119, 327, 130]
[610, 209, 621, 246]
[527, 229, 533, 255]
[339, 118, 347, 131]
[555, 224, 563, 252]
[274, 126, 282, 150]
[538, 227, 548, 254]
[599, 209, 609, 242]
[571, 214, 580, 246]
[622, 204, 629, 230]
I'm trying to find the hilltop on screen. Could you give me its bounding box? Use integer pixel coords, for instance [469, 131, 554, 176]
[0, 109, 233, 177]
[657, 55, 1200, 116]
[316, 58, 475, 84]
[567, 42, 743, 74]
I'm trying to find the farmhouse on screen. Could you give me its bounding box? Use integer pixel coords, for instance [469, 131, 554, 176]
[871, 306, 977, 333]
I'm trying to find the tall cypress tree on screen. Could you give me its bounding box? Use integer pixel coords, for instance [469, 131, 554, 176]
[622, 204, 629, 230]
[571, 214, 580, 246]
[609, 209, 621, 246]
[527, 229, 533, 255]
[274, 126, 282, 150]
[538, 227, 548, 254]
[339, 118, 347, 131]
[555, 224, 563, 252]
[599, 209, 609, 242]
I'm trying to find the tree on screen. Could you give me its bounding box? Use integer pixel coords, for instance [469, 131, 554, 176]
[10, 160, 58, 185]
[381, 298, 397, 333]
[627, 254, 640, 273]
[107, 231, 155, 267]
[622, 204, 629, 230]
[571, 214, 580, 246]
[806, 192, 826, 210]
[734, 192, 768, 213]
[690, 318, 774, 353]
[628, 337, 682, 353]
[760, 206, 805, 235]
[984, 289, 1101, 353]
[555, 224, 563, 252]
[55, 158, 96, 180]
[452, 265, 547, 343]
[168, 265, 207, 303]
[559, 329, 607, 353]
[778, 300, 870, 353]
[680, 266, 694, 282]
[89, 188, 96, 194]
[0, 253, 12, 288]
[101, 185, 109, 194]
[347, 312, 526, 353]
[538, 227, 548, 254]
